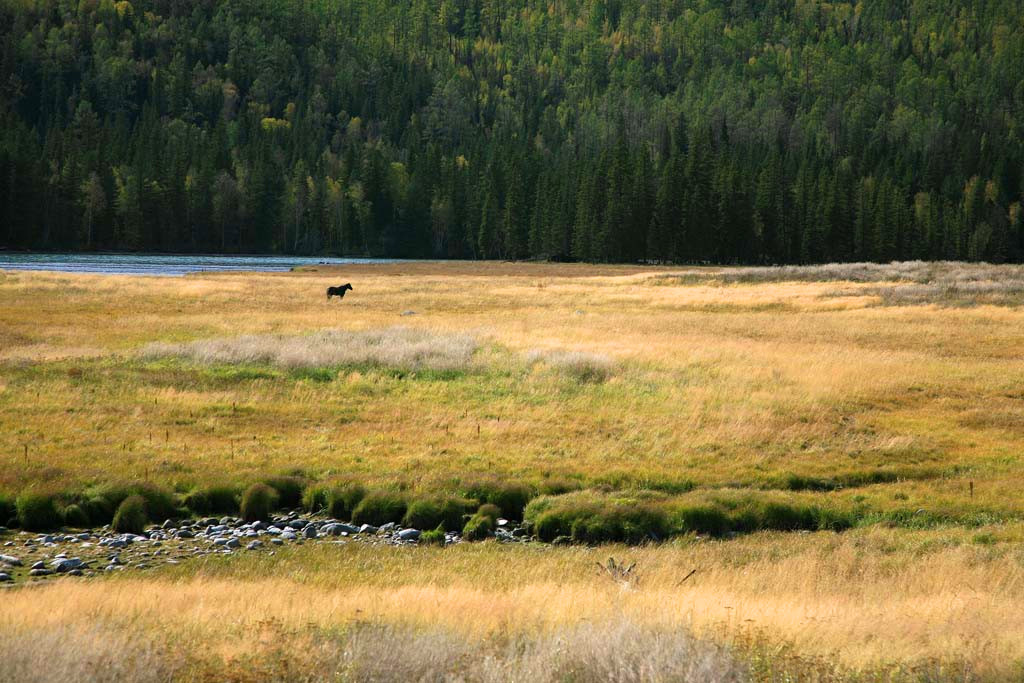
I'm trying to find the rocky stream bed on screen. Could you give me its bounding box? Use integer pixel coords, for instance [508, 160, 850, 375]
[0, 513, 531, 586]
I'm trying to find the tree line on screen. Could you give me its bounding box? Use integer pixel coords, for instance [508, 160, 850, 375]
[1, 0, 1022, 262]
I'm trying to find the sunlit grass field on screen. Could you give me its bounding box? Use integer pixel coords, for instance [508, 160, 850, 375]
[2, 261, 1024, 679]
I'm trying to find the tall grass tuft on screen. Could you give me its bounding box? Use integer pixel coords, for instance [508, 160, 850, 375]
[261, 475, 307, 509]
[0, 494, 16, 525]
[303, 481, 366, 520]
[351, 492, 408, 526]
[462, 512, 494, 541]
[181, 484, 241, 516]
[461, 479, 533, 519]
[404, 497, 475, 531]
[16, 492, 60, 531]
[111, 495, 148, 534]
[142, 327, 478, 372]
[527, 349, 614, 383]
[240, 483, 279, 523]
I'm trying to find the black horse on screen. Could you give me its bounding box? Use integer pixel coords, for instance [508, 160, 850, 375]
[326, 283, 353, 300]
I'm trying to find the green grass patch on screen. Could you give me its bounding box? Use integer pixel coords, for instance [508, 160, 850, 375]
[351, 492, 408, 526]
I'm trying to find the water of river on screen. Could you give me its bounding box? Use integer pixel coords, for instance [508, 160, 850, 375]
[0, 253, 407, 276]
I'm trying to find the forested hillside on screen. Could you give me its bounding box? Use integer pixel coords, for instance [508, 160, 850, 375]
[1, 0, 1022, 262]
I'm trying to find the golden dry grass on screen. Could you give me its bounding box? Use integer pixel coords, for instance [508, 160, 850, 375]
[2, 528, 1022, 678]
[1, 262, 1022, 505]
[3, 261, 1024, 678]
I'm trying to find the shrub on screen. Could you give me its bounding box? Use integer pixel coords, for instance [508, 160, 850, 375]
[461, 480, 533, 519]
[351, 492, 407, 526]
[112, 495, 148, 534]
[262, 476, 306, 509]
[182, 484, 240, 515]
[462, 513, 494, 541]
[60, 503, 91, 528]
[420, 525, 446, 546]
[240, 483, 279, 523]
[16, 492, 61, 531]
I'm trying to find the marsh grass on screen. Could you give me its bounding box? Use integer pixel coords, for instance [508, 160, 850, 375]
[526, 348, 615, 383]
[0, 625, 182, 683]
[141, 326, 479, 372]
[4, 263, 1024, 676]
[651, 261, 1024, 306]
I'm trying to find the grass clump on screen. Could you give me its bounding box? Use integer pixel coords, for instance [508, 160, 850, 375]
[462, 513, 494, 541]
[240, 483, 279, 523]
[527, 349, 614, 383]
[525, 491, 670, 544]
[351, 492, 408, 526]
[404, 497, 475, 531]
[261, 475, 307, 509]
[112, 495, 148, 534]
[302, 484, 333, 513]
[476, 503, 501, 523]
[16, 492, 61, 531]
[303, 481, 366, 520]
[461, 479, 533, 519]
[60, 503, 91, 528]
[327, 483, 367, 520]
[420, 525, 446, 546]
[0, 494, 16, 526]
[182, 484, 240, 516]
[83, 483, 179, 523]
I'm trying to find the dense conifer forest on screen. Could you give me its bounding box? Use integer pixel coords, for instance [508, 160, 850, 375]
[1, 0, 1022, 262]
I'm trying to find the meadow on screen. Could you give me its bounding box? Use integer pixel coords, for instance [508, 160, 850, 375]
[2, 261, 1024, 680]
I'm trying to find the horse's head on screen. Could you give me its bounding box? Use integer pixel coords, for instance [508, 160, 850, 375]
[343, 283, 353, 291]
